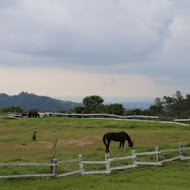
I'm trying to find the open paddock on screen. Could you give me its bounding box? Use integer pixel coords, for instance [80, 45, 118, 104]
[0, 117, 190, 189]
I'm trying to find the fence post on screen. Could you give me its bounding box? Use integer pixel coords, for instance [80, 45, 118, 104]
[178, 142, 182, 156]
[155, 146, 160, 162]
[105, 154, 111, 175]
[79, 154, 84, 175]
[51, 158, 57, 177]
[131, 149, 136, 169]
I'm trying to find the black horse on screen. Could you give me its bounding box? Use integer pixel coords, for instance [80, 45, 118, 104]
[103, 131, 134, 152]
[27, 110, 39, 118]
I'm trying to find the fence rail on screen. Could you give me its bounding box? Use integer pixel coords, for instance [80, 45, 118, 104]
[181, 156, 190, 161]
[174, 119, 190, 122]
[44, 112, 159, 120]
[0, 142, 190, 179]
[135, 161, 162, 166]
[161, 156, 182, 163]
[0, 163, 53, 167]
[58, 159, 78, 164]
[7, 112, 190, 126]
[107, 155, 135, 162]
[0, 174, 54, 179]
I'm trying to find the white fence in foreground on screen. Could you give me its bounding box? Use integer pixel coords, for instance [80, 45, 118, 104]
[0, 142, 190, 179]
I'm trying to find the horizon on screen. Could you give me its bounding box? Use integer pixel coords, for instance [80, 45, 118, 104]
[54, 95, 154, 104]
[1, 91, 155, 103]
[0, 91, 154, 110]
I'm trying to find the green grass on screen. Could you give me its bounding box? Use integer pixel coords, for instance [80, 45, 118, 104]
[0, 117, 190, 189]
[1, 163, 190, 190]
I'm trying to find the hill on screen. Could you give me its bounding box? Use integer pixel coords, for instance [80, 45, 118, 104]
[0, 92, 81, 112]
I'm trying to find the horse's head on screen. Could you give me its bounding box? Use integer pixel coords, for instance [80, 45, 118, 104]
[128, 141, 134, 148]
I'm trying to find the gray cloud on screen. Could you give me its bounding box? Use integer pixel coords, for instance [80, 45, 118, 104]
[0, 0, 21, 8]
[0, 0, 173, 65]
[0, 0, 190, 95]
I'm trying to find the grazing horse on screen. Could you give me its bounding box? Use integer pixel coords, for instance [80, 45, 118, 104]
[103, 131, 134, 152]
[27, 110, 39, 118]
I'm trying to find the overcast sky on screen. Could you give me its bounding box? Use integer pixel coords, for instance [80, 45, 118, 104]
[0, 0, 190, 101]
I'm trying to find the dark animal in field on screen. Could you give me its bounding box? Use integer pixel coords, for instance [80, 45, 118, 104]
[32, 131, 37, 141]
[103, 131, 134, 153]
[28, 110, 39, 117]
[21, 112, 27, 117]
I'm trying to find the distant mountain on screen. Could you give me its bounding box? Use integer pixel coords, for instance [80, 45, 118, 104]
[0, 92, 81, 112]
[121, 101, 153, 110]
[103, 98, 153, 110]
[56, 96, 153, 110]
[104, 101, 152, 110]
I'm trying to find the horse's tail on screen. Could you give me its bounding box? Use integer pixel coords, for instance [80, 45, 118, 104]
[103, 134, 107, 146]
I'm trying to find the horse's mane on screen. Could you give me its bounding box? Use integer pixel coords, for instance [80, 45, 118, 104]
[121, 131, 132, 143]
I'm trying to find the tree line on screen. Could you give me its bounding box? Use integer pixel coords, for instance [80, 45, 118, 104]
[73, 95, 147, 116]
[74, 95, 125, 116]
[74, 91, 190, 119]
[148, 91, 190, 119]
[1, 91, 189, 119]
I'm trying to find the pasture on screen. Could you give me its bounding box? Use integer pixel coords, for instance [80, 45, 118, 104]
[0, 117, 190, 190]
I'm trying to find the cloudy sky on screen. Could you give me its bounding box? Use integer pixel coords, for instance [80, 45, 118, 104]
[0, 0, 190, 101]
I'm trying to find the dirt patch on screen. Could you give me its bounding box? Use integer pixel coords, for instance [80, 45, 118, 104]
[59, 138, 95, 147]
[15, 142, 53, 149]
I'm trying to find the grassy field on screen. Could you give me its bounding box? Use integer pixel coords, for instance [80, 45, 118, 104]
[0, 117, 190, 190]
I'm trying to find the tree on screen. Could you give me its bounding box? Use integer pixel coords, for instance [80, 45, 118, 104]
[74, 106, 84, 114]
[162, 91, 185, 118]
[108, 104, 125, 115]
[186, 94, 190, 101]
[83, 95, 104, 113]
[149, 98, 163, 115]
[125, 109, 143, 115]
[174, 91, 184, 102]
[148, 91, 190, 118]
[1, 106, 23, 113]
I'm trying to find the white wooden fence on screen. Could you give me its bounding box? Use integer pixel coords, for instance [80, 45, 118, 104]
[0, 143, 190, 179]
[174, 119, 190, 122]
[7, 113, 190, 127]
[44, 112, 159, 120]
[6, 112, 159, 121]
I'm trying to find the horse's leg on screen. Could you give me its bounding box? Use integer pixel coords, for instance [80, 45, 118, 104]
[107, 140, 111, 152]
[122, 141, 125, 148]
[105, 141, 109, 153]
[119, 141, 122, 149]
[104, 138, 108, 152]
[106, 145, 108, 153]
[105, 142, 108, 153]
